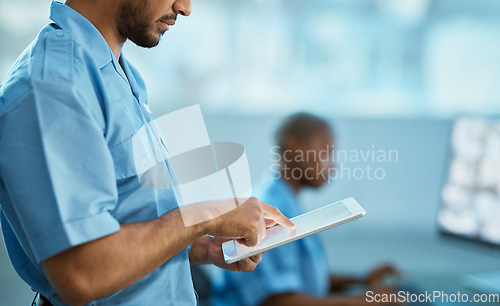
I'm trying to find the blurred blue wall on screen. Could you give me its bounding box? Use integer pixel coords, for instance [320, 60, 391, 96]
[203, 115, 451, 240]
[2, 0, 500, 116]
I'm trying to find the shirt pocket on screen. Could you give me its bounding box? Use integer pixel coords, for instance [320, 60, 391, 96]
[108, 123, 176, 222]
[110, 124, 170, 184]
[109, 125, 151, 180]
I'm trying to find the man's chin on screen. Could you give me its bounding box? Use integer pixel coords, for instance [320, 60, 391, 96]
[308, 180, 328, 189]
[129, 33, 161, 48]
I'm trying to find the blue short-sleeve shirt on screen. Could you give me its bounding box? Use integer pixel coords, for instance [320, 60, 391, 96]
[211, 177, 330, 306]
[0, 2, 196, 305]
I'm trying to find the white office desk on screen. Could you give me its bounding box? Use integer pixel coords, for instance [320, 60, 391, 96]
[321, 231, 500, 306]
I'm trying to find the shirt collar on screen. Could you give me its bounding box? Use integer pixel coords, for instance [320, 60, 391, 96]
[49, 1, 113, 69]
[120, 56, 145, 104]
[276, 177, 298, 199]
[274, 178, 302, 211]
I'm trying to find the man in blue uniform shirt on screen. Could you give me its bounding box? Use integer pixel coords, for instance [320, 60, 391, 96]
[212, 113, 401, 306]
[0, 1, 294, 305]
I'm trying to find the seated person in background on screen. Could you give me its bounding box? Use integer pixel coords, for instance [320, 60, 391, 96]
[211, 113, 402, 306]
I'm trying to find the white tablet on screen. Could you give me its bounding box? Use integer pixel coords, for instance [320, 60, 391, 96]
[222, 197, 366, 264]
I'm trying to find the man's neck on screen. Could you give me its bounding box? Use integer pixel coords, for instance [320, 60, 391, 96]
[280, 166, 302, 194]
[65, 0, 125, 60]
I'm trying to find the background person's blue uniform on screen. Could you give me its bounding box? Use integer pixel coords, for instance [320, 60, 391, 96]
[0, 2, 196, 305]
[211, 177, 330, 306]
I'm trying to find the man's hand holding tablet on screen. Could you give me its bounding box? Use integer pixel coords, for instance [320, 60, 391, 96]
[189, 197, 295, 272]
[222, 197, 366, 264]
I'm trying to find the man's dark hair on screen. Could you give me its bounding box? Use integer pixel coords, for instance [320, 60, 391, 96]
[274, 112, 332, 154]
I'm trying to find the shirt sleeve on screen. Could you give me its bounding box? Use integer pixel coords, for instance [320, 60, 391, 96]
[0, 80, 120, 263]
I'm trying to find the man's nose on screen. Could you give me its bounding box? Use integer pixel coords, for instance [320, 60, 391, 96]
[173, 0, 191, 17]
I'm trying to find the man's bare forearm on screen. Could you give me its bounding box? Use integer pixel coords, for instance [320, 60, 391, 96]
[263, 292, 369, 306]
[41, 197, 294, 305]
[42, 209, 206, 305]
[330, 274, 363, 292]
[189, 235, 211, 265]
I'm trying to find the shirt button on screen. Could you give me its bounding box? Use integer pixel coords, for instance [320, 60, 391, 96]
[141, 157, 147, 164]
[56, 32, 64, 38]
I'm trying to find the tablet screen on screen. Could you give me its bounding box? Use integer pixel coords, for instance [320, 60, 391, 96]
[223, 197, 365, 264]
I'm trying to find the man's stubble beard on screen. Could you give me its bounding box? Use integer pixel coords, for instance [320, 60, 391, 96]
[117, 0, 162, 48]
